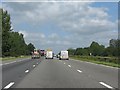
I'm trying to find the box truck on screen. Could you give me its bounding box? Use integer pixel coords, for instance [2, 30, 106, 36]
[59, 50, 69, 60]
[45, 49, 53, 59]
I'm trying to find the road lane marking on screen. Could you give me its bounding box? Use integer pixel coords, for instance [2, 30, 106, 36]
[4, 82, 14, 89]
[99, 82, 113, 89]
[71, 59, 118, 69]
[25, 70, 29, 73]
[3, 61, 17, 65]
[68, 65, 71, 67]
[33, 65, 36, 67]
[64, 63, 65, 64]
[77, 69, 82, 73]
[2, 59, 30, 66]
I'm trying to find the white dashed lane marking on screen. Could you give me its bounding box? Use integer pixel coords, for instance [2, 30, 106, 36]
[3, 61, 17, 65]
[33, 65, 36, 67]
[4, 82, 15, 89]
[99, 82, 113, 89]
[25, 70, 29, 73]
[68, 65, 71, 67]
[77, 69, 82, 73]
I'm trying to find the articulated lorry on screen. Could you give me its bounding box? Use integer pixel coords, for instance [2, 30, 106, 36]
[40, 50, 45, 56]
[31, 49, 41, 59]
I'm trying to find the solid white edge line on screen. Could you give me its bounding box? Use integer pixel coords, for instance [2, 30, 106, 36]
[77, 69, 82, 73]
[99, 82, 113, 89]
[71, 59, 119, 70]
[68, 65, 71, 67]
[2, 59, 30, 66]
[25, 70, 29, 73]
[4, 82, 15, 89]
[3, 61, 17, 65]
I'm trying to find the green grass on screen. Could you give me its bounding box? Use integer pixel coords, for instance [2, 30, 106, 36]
[70, 56, 120, 68]
[0, 55, 31, 61]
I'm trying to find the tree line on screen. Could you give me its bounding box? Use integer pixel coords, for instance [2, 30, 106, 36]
[1, 9, 35, 57]
[68, 39, 120, 57]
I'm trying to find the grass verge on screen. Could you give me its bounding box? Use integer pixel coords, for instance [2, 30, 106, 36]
[0, 55, 31, 61]
[70, 56, 120, 68]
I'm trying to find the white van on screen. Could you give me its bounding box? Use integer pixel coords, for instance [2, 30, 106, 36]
[45, 51, 53, 59]
[59, 51, 69, 60]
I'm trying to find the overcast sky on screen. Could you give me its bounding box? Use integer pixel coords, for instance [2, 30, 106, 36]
[2, 0, 118, 54]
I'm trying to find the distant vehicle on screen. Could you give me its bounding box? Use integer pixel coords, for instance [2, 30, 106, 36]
[45, 49, 53, 59]
[31, 49, 41, 59]
[54, 54, 56, 57]
[59, 51, 69, 60]
[56, 54, 60, 58]
[40, 50, 45, 56]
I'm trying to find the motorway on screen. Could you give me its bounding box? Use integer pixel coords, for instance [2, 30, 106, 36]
[2, 57, 119, 89]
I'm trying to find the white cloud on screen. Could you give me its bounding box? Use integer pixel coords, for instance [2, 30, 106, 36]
[48, 33, 59, 39]
[56, 4, 116, 35]
[2, 2, 118, 53]
[18, 30, 28, 37]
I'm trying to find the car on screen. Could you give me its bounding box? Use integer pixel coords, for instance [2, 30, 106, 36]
[54, 54, 56, 57]
[56, 54, 60, 58]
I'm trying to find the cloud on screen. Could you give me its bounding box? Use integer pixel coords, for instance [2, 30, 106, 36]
[48, 33, 59, 40]
[4, 2, 116, 34]
[22, 31, 72, 51]
[57, 5, 116, 35]
[2, 2, 118, 53]
[18, 30, 28, 38]
[2, 2, 91, 23]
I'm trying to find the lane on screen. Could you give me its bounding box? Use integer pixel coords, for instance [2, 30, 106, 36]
[2, 57, 118, 89]
[15, 58, 105, 88]
[1, 57, 30, 65]
[61, 58, 119, 89]
[2, 57, 43, 88]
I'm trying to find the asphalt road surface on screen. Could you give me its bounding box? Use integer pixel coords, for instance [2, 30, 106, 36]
[2, 57, 119, 89]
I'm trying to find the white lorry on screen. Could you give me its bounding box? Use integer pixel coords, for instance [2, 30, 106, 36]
[59, 50, 69, 60]
[45, 49, 53, 59]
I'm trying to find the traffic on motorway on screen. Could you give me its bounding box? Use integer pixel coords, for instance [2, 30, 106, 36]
[2, 49, 119, 89]
[31, 48, 69, 60]
[1, 1, 119, 89]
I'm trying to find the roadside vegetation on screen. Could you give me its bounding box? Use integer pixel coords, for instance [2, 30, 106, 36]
[1, 9, 35, 60]
[68, 40, 120, 68]
[70, 55, 119, 68]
